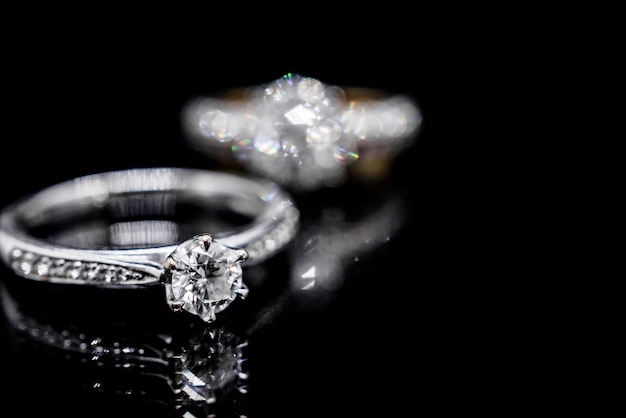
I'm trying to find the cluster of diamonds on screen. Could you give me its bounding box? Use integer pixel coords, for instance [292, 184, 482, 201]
[8, 248, 155, 286]
[192, 73, 421, 190]
[195, 74, 355, 190]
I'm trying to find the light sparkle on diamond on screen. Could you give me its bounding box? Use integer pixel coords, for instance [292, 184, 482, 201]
[163, 234, 248, 323]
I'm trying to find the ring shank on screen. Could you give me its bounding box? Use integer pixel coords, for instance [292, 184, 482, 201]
[0, 168, 299, 286]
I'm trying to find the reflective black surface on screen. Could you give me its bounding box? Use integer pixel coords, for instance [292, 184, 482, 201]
[0, 49, 462, 417]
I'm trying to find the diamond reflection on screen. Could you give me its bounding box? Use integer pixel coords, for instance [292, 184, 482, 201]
[290, 189, 407, 296]
[0, 282, 249, 417]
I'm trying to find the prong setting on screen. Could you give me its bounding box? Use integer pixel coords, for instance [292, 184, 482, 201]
[162, 233, 249, 323]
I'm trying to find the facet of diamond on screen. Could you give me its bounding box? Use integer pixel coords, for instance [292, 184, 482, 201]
[163, 234, 249, 323]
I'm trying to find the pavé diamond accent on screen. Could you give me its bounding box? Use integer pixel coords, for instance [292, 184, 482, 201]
[163, 234, 249, 323]
[8, 248, 149, 284]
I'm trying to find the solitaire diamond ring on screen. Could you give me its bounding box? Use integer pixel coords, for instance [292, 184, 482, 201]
[0, 168, 299, 323]
[182, 73, 422, 191]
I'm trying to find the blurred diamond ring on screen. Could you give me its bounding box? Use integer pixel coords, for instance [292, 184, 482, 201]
[182, 73, 422, 191]
[0, 168, 299, 323]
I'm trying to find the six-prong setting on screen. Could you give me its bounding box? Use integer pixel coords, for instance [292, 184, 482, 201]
[163, 234, 249, 323]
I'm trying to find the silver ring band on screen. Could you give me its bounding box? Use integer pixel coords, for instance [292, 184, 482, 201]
[0, 167, 299, 323]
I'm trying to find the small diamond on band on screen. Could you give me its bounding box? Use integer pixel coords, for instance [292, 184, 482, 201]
[9, 248, 150, 285]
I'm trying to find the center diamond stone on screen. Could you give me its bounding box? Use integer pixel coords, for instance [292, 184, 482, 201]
[163, 234, 249, 323]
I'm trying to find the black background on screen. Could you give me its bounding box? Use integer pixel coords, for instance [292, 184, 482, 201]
[0, 26, 490, 417]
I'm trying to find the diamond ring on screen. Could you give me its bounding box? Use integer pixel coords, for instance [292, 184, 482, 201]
[182, 73, 422, 191]
[0, 168, 299, 323]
